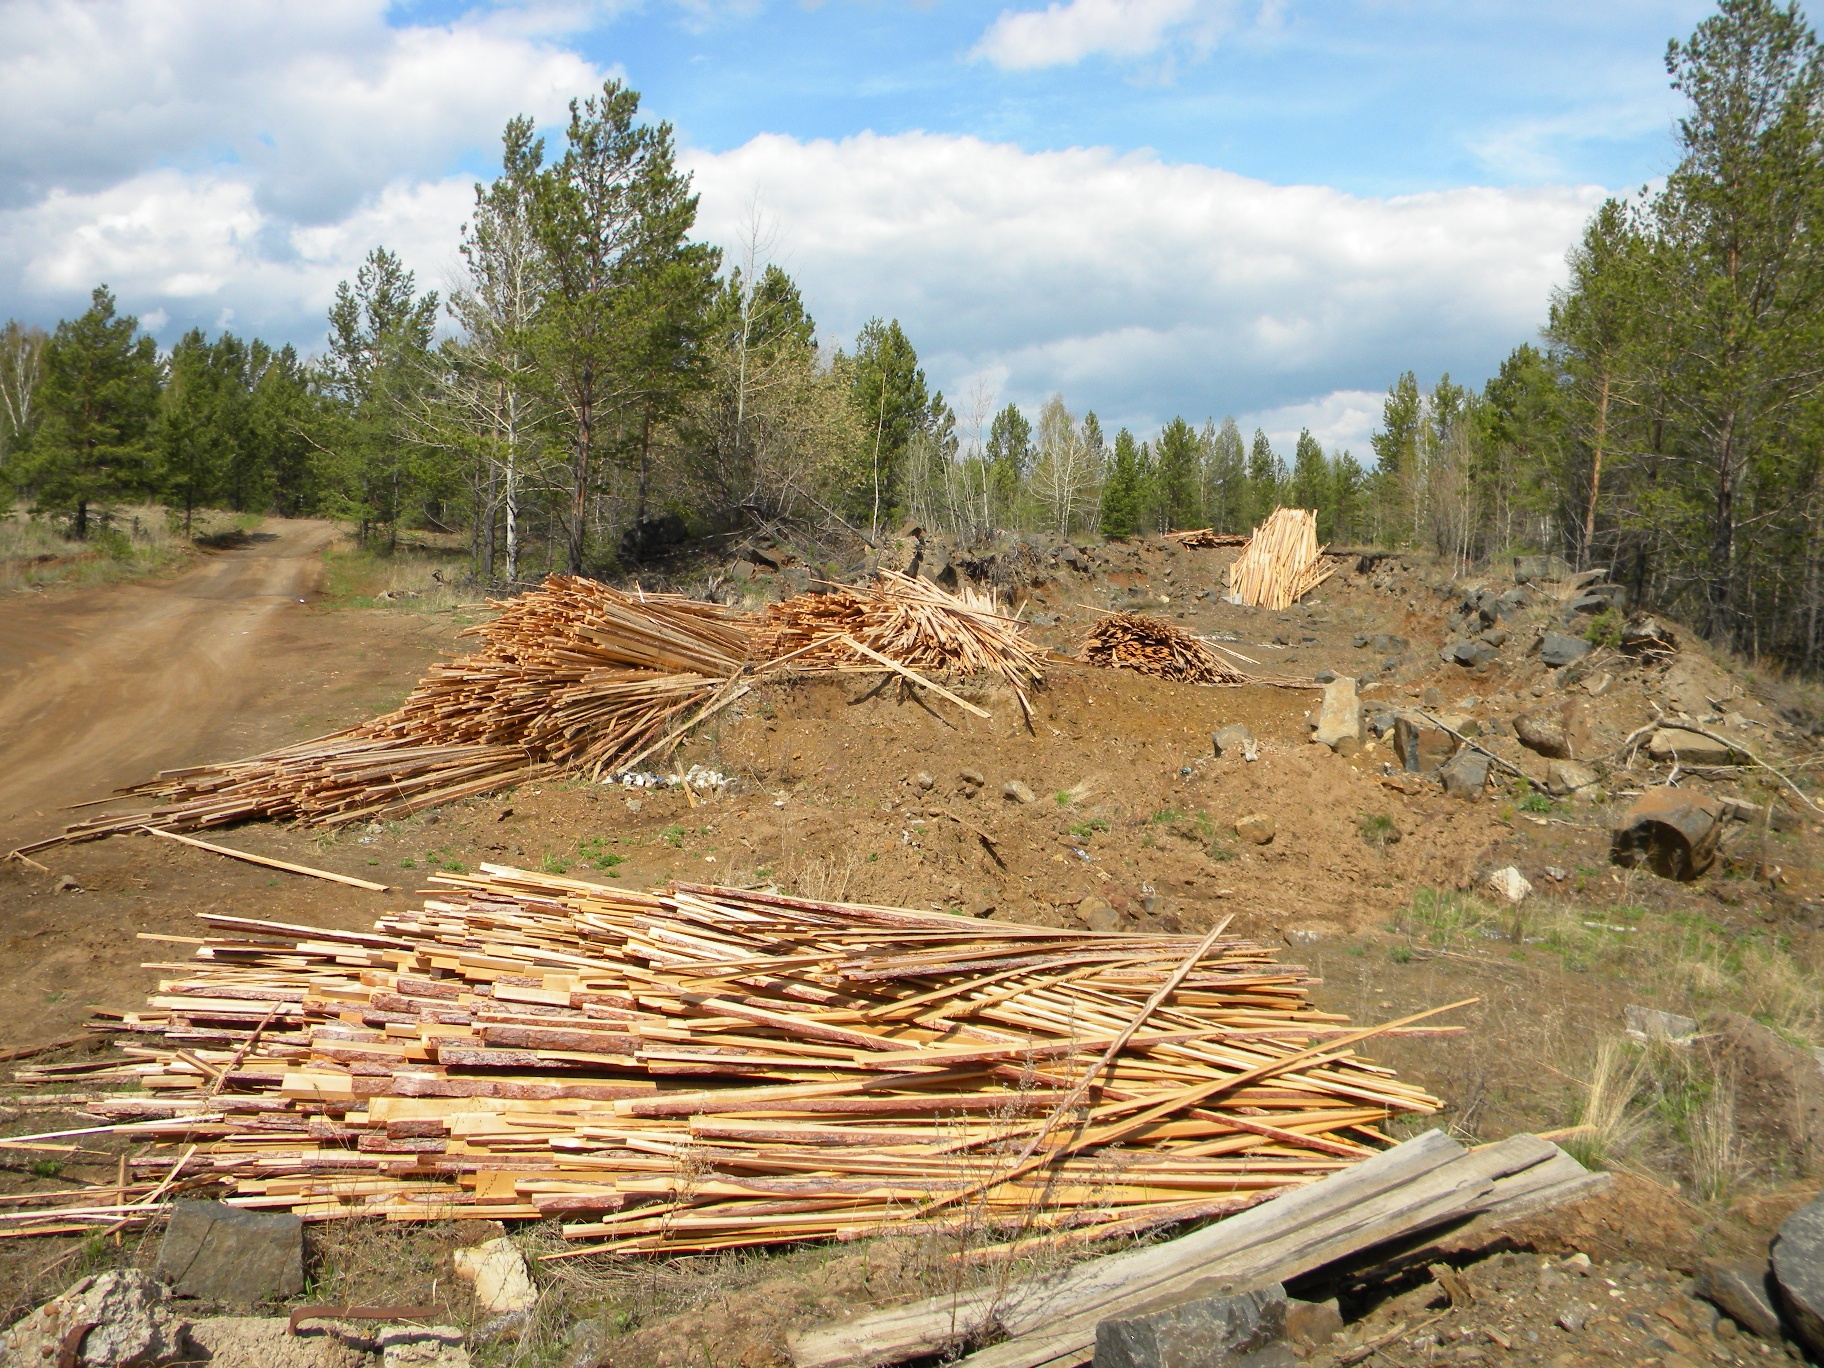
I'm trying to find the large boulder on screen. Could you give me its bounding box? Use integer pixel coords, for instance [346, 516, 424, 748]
[156, 1200, 304, 1304]
[1774, 1194, 1824, 1357]
[1693, 1261, 1784, 1341]
[1441, 639, 1498, 668]
[0, 1270, 192, 1367]
[1546, 759, 1600, 796]
[1440, 748, 1492, 800]
[1514, 704, 1587, 760]
[1610, 788, 1722, 880]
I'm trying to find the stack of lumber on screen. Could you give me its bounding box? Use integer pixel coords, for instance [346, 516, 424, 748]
[788, 1129, 1608, 1368]
[1164, 529, 1248, 549]
[1225, 508, 1339, 610]
[28, 578, 752, 850]
[754, 571, 1044, 717]
[4, 870, 1454, 1254]
[1077, 613, 1250, 685]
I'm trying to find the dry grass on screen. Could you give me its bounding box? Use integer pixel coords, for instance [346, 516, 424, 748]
[1564, 1037, 1646, 1172]
[0, 503, 250, 593]
[321, 535, 481, 614]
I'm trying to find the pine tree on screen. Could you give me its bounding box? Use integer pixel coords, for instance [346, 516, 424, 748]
[1098, 427, 1144, 538]
[23, 286, 160, 538]
[1152, 416, 1202, 531]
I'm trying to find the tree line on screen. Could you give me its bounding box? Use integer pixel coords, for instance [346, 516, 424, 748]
[0, 81, 1372, 577]
[1358, 0, 1824, 674]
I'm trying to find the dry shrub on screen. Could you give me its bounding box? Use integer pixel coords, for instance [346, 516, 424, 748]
[1565, 1037, 1646, 1171]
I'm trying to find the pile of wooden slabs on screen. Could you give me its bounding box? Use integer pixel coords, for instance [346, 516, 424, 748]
[1226, 508, 1340, 610]
[5, 869, 1462, 1256]
[1077, 613, 1250, 685]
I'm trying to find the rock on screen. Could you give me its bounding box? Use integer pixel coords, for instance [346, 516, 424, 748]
[1480, 628, 1510, 647]
[377, 1326, 471, 1367]
[1434, 711, 1479, 738]
[1332, 734, 1362, 757]
[1393, 713, 1456, 773]
[1211, 724, 1257, 761]
[1556, 1303, 1593, 1333]
[1515, 553, 1572, 583]
[1707, 1012, 1824, 1170]
[1623, 616, 1677, 654]
[725, 558, 756, 582]
[1774, 1193, 1824, 1356]
[1077, 896, 1123, 933]
[1624, 1005, 1699, 1043]
[1371, 632, 1408, 654]
[1368, 711, 1397, 738]
[1515, 705, 1587, 760]
[55, 873, 83, 892]
[1646, 728, 1739, 765]
[1060, 544, 1089, 572]
[1234, 813, 1275, 845]
[1423, 686, 1446, 707]
[1351, 634, 1370, 649]
[156, 1199, 303, 1304]
[912, 771, 935, 791]
[1092, 1280, 1293, 1368]
[1611, 788, 1723, 881]
[958, 769, 985, 788]
[1440, 748, 1491, 800]
[452, 1236, 537, 1317]
[0, 1270, 192, 1368]
[1283, 1299, 1342, 1350]
[186, 1317, 373, 1368]
[1693, 1261, 1785, 1341]
[1546, 760, 1599, 796]
[1312, 676, 1361, 751]
[1486, 866, 1532, 902]
[1539, 632, 1593, 668]
[1002, 780, 1037, 804]
[1441, 639, 1498, 667]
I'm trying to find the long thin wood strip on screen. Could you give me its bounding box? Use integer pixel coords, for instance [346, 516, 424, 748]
[836, 636, 992, 719]
[144, 828, 391, 891]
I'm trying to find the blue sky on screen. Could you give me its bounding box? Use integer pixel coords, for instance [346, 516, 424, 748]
[0, 1, 1768, 454]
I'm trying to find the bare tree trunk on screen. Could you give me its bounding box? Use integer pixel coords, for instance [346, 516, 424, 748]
[568, 368, 593, 575]
[1580, 371, 1610, 570]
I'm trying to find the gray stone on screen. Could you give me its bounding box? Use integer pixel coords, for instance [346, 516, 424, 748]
[1480, 628, 1510, 647]
[1393, 713, 1456, 772]
[1351, 634, 1370, 649]
[1368, 711, 1397, 739]
[1211, 724, 1257, 761]
[958, 769, 985, 788]
[1441, 639, 1498, 667]
[1693, 1260, 1784, 1341]
[1774, 1192, 1824, 1356]
[1556, 1303, 1593, 1333]
[1514, 553, 1573, 583]
[0, 1270, 192, 1368]
[1093, 1281, 1294, 1368]
[1312, 676, 1361, 751]
[1646, 728, 1738, 765]
[1539, 632, 1593, 667]
[1440, 747, 1492, 799]
[1624, 1005, 1699, 1043]
[1370, 632, 1408, 654]
[1002, 780, 1038, 804]
[156, 1199, 304, 1304]
[1546, 760, 1600, 796]
[912, 771, 935, 791]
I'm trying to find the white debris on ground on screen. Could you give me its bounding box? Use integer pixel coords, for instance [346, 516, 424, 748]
[603, 764, 730, 791]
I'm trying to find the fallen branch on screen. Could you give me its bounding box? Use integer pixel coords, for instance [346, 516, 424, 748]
[839, 634, 992, 720]
[144, 828, 390, 892]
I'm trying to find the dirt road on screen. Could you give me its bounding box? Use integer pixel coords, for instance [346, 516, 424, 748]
[0, 521, 344, 849]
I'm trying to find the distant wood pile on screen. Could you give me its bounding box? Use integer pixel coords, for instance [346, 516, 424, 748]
[1226, 508, 1341, 610]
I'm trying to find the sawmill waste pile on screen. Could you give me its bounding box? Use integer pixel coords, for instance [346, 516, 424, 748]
[1226, 508, 1340, 610]
[1078, 613, 1251, 685]
[1164, 528, 1248, 549]
[753, 570, 1045, 716]
[6, 870, 1452, 1256]
[30, 578, 752, 851]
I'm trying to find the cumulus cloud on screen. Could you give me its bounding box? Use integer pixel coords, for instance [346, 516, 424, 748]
[0, 0, 609, 342]
[0, 0, 597, 219]
[972, 0, 1234, 71]
[687, 131, 1602, 441]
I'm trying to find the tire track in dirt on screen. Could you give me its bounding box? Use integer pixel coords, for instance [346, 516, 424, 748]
[0, 519, 341, 849]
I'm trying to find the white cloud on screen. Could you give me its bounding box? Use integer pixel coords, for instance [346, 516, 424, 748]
[972, 0, 1231, 71]
[0, 0, 599, 220]
[688, 131, 1603, 437]
[1244, 389, 1382, 461]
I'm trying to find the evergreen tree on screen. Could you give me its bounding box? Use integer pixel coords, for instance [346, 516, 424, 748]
[1098, 427, 1144, 538]
[1206, 417, 1247, 531]
[1290, 428, 1327, 515]
[847, 318, 930, 535]
[986, 402, 1032, 525]
[1244, 428, 1281, 528]
[157, 329, 236, 532]
[22, 286, 160, 537]
[1151, 416, 1202, 531]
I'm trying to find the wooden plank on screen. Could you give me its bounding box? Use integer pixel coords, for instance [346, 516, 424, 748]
[146, 828, 390, 891]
